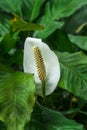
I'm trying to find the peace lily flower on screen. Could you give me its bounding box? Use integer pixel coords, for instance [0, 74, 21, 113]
[23, 37, 60, 97]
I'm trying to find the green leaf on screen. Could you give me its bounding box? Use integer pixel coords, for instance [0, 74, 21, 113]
[56, 51, 87, 101]
[0, 0, 45, 21]
[34, 0, 87, 38]
[63, 5, 87, 34]
[46, 29, 75, 52]
[68, 35, 87, 51]
[0, 14, 10, 42]
[56, 0, 87, 19]
[0, 33, 18, 53]
[26, 102, 84, 130]
[6, 49, 23, 66]
[33, 2, 64, 38]
[0, 0, 22, 15]
[0, 71, 36, 130]
[22, 0, 45, 21]
[10, 15, 44, 32]
[34, 20, 64, 39]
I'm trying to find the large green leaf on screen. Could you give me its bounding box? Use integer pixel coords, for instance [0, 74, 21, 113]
[56, 51, 87, 101]
[0, 71, 36, 130]
[25, 102, 84, 130]
[34, 0, 87, 38]
[68, 35, 87, 51]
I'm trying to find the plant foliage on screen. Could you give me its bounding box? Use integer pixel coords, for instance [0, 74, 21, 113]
[0, 0, 87, 130]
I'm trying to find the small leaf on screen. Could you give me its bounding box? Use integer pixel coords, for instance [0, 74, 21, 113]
[0, 71, 36, 130]
[56, 51, 87, 101]
[26, 102, 84, 130]
[10, 15, 44, 32]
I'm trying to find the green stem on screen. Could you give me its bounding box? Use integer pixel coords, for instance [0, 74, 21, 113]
[41, 80, 46, 102]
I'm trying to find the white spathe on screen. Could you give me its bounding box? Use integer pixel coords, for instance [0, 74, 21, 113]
[23, 37, 60, 96]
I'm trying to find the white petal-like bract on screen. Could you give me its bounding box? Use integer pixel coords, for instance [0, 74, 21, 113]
[23, 37, 60, 96]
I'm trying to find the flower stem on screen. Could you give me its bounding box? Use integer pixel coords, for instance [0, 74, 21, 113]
[41, 80, 46, 102]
